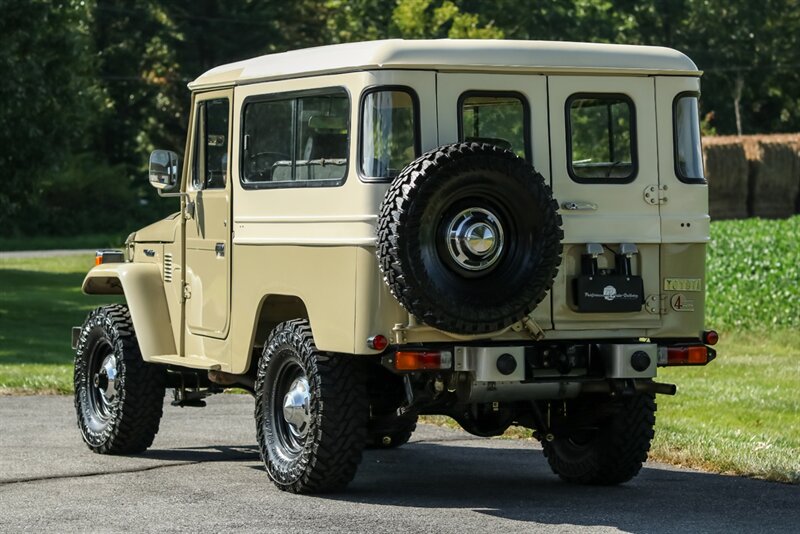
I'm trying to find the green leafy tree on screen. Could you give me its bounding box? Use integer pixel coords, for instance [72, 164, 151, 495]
[391, 0, 504, 38]
[0, 0, 102, 235]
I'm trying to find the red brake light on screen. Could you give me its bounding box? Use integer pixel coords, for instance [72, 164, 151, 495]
[703, 330, 719, 345]
[367, 335, 389, 352]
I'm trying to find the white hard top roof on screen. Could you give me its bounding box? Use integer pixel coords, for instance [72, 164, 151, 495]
[189, 39, 699, 90]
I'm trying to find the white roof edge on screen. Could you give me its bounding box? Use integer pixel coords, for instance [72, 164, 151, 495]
[188, 39, 700, 90]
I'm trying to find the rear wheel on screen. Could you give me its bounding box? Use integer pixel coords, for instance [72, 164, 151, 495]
[74, 304, 166, 454]
[255, 319, 369, 493]
[542, 393, 656, 485]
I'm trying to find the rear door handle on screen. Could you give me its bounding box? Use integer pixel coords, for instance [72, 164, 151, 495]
[561, 201, 598, 211]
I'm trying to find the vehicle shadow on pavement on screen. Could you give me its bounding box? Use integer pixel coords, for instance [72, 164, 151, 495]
[327, 441, 799, 534]
[137, 445, 260, 463]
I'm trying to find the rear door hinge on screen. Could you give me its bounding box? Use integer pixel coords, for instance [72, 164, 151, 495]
[645, 294, 666, 315]
[643, 184, 668, 206]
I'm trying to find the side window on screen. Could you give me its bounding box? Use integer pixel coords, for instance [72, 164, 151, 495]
[360, 89, 419, 180]
[567, 95, 636, 183]
[295, 95, 349, 182]
[242, 99, 294, 183]
[459, 93, 529, 160]
[192, 98, 229, 189]
[241, 90, 349, 187]
[674, 93, 705, 183]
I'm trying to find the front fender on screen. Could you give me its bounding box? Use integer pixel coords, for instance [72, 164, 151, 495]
[82, 263, 177, 359]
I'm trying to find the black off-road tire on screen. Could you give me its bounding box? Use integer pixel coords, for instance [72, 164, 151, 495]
[74, 304, 167, 454]
[255, 319, 369, 493]
[366, 414, 418, 449]
[377, 142, 563, 334]
[542, 393, 657, 485]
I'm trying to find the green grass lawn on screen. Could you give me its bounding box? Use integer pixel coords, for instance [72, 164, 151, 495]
[651, 330, 799, 483]
[0, 254, 121, 393]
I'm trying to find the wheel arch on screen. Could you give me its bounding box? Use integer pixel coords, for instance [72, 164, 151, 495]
[82, 264, 177, 359]
[240, 294, 310, 375]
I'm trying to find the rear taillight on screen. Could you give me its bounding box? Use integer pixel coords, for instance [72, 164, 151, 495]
[659, 345, 716, 366]
[394, 350, 452, 371]
[702, 330, 719, 345]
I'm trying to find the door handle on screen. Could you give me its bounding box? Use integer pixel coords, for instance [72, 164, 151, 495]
[184, 200, 195, 220]
[561, 201, 598, 211]
[215, 242, 225, 257]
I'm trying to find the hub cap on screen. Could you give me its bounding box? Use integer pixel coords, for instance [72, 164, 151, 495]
[89, 348, 118, 419]
[282, 377, 310, 439]
[446, 207, 505, 271]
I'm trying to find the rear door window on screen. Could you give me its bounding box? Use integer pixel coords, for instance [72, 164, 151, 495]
[567, 94, 636, 183]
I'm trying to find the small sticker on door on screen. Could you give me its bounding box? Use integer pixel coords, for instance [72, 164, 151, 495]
[670, 293, 695, 312]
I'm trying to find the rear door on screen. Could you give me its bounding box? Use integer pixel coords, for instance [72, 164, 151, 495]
[548, 76, 662, 330]
[436, 73, 552, 328]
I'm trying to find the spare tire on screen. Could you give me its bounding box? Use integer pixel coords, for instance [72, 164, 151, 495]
[376, 142, 563, 335]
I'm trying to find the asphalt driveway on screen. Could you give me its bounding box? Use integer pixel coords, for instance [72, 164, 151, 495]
[0, 395, 797, 533]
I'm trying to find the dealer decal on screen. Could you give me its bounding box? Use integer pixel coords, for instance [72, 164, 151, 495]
[583, 285, 641, 302]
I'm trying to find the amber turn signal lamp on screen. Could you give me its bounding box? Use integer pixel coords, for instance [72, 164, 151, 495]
[394, 350, 452, 371]
[95, 249, 125, 266]
[667, 345, 712, 365]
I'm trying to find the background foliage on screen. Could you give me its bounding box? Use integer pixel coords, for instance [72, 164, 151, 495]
[3, 0, 799, 237]
[706, 216, 800, 329]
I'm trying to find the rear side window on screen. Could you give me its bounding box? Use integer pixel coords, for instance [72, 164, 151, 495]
[360, 88, 419, 180]
[459, 92, 530, 160]
[241, 90, 349, 187]
[567, 94, 636, 183]
[674, 93, 706, 183]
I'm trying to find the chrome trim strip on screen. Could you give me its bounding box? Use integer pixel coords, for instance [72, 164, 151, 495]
[233, 237, 377, 246]
[234, 214, 378, 224]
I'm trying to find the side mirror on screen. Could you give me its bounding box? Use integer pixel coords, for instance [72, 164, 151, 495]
[149, 150, 180, 191]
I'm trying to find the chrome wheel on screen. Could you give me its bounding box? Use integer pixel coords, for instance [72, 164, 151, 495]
[88, 341, 118, 422]
[271, 360, 309, 458]
[282, 376, 311, 439]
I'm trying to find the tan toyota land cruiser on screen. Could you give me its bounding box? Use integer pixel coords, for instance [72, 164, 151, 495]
[72, 39, 718, 494]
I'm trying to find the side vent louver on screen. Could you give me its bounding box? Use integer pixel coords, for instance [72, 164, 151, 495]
[163, 253, 173, 283]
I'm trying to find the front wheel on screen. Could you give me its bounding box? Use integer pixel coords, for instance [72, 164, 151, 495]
[255, 319, 369, 493]
[542, 393, 656, 485]
[74, 304, 166, 454]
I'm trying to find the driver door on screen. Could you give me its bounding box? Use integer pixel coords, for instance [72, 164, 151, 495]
[185, 89, 233, 339]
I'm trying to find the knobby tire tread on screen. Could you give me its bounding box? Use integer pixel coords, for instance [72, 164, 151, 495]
[74, 304, 166, 454]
